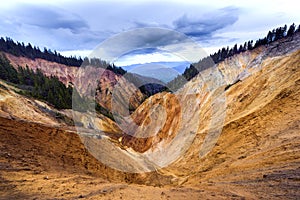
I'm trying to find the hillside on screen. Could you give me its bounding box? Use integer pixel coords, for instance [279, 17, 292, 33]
[0, 32, 300, 199]
[2, 52, 146, 112]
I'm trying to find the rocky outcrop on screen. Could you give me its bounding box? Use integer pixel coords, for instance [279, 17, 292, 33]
[0, 81, 59, 125]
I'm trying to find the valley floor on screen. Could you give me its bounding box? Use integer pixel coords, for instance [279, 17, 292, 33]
[0, 117, 249, 200]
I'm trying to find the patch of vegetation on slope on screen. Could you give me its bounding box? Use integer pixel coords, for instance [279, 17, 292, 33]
[0, 53, 114, 120]
[0, 53, 73, 109]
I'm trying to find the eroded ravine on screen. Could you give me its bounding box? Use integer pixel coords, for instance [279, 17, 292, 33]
[0, 34, 299, 199]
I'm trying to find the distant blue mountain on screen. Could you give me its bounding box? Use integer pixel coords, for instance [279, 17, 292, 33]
[121, 61, 190, 83]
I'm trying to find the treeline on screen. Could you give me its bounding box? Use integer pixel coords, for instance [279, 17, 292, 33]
[0, 37, 83, 66]
[168, 23, 300, 90]
[82, 57, 126, 75]
[0, 37, 127, 76]
[210, 23, 299, 63]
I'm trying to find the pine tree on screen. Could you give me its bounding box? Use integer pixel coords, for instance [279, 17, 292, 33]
[287, 23, 296, 36]
[247, 40, 253, 50]
[238, 44, 244, 53]
[233, 44, 238, 54]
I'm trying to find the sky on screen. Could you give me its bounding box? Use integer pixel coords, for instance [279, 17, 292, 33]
[0, 0, 299, 66]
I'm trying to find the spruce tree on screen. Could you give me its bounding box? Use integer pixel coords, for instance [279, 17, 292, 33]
[287, 23, 296, 36]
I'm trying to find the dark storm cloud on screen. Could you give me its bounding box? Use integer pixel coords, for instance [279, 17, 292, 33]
[173, 7, 239, 39]
[0, 3, 113, 51]
[129, 28, 190, 47]
[14, 4, 89, 33]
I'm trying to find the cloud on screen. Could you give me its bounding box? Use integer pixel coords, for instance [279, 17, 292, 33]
[13, 4, 89, 33]
[0, 1, 298, 60]
[173, 6, 239, 39]
[0, 3, 113, 51]
[90, 27, 202, 60]
[89, 27, 208, 65]
[114, 49, 186, 66]
[133, 21, 170, 29]
[120, 48, 159, 56]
